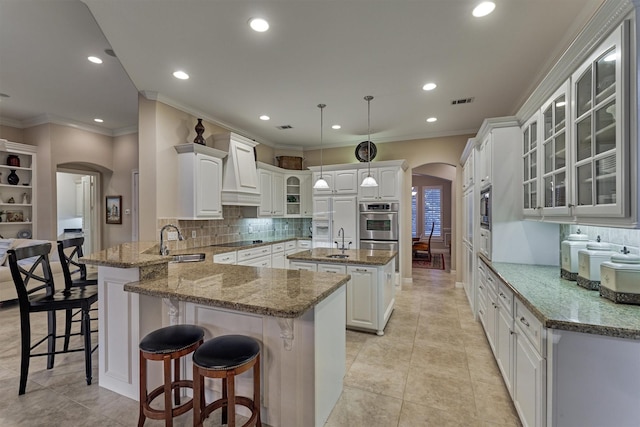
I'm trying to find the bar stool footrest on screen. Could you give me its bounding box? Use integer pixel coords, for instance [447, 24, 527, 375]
[142, 380, 195, 420]
[201, 396, 259, 427]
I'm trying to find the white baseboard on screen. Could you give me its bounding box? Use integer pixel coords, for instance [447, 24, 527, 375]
[455, 281, 464, 288]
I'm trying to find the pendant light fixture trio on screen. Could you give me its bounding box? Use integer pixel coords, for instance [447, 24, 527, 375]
[313, 103, 330, 189]
[361, 95, 378, 187]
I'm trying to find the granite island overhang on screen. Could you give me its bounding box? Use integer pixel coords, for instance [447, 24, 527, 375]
[81, 241, 350, 427]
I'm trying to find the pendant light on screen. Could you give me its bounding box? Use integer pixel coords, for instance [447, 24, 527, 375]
[313, 103, 330, 189]
[360, 95, 378, 187]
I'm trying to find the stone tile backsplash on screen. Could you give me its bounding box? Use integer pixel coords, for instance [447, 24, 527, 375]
[561, 224, 640, 255]
[158, 206, 312, 251]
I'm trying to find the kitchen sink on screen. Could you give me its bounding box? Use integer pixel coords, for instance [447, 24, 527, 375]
[171, 253, 206, 263]
[326, 254, 349, 259]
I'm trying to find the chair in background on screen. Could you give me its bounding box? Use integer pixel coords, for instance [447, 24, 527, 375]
[412, 222, 435, 261]
[57, 237, 98, 351]
[8, 243, 98, 395]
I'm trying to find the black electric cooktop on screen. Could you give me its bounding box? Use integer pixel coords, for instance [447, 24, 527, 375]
[211, 240, 264, 248]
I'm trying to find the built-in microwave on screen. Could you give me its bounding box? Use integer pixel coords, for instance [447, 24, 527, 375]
[480, 186, 491, 230]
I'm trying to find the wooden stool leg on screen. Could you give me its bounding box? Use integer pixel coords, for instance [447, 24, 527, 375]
[221, 376, 228, 425]
[254, 355, 261, 426]
[227, 372, 235, 427]
[163, 355, 173, 427]
[192, 365, 202, 427]
[138, 351, 146, 427]
[173, 357, 180, 406]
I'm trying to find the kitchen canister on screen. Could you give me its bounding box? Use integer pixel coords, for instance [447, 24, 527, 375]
[600, 248, 640, 304]
[561, 230, 589, 281]
[577, 237, 615, 290]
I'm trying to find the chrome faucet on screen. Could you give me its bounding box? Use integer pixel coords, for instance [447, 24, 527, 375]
[334, 228, 352, 253]
[159, 224, 184, 255]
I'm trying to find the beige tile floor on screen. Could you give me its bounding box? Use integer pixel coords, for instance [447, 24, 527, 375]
[0, 264, 521, 426]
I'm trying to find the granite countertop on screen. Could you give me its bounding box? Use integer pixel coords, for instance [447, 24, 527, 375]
[81, 237, 312, 268]
[123, 262, 349, 318]
[287, 248, 397, 266]
[483, 256, 640, 339]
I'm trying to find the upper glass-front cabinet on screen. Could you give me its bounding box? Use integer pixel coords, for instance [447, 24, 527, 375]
[522, 114, 539, 215]
[570, 23, 628, 218]
[541, 82, 570, 215]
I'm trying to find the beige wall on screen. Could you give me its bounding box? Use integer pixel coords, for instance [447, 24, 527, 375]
[5, 122, 137, 248]
[137, 96, 228, 240]
[303, 134, 471, 282]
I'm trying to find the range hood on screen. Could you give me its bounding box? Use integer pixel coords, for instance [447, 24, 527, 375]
[213, 132, 260, 206]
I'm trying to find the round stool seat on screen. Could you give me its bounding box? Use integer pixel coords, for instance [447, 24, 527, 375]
[193, 335, 260, 370]
[140, 324, 205, 354]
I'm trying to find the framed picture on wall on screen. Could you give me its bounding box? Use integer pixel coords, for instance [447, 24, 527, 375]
[106, 195, 122, 224]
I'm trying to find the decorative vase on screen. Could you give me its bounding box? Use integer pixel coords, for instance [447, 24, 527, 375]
[7, 170, 19, 185]
[6, 155, 20, 167]
[194, 118, 206, 145]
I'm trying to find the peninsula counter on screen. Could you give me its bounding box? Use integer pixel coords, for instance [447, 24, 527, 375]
[82, 242, 349, 427]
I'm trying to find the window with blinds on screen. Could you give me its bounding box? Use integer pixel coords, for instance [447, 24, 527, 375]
[423, 186, 442, 238]
[411, 191, 417, 237]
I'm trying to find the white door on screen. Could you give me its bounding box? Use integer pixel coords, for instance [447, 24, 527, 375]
[81, 176, 94, 255]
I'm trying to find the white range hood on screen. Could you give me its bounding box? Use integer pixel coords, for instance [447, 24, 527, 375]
[213, 132, 260, 206]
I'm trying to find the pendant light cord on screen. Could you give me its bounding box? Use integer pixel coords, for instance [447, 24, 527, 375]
[318, 103, 326, 178]
[365, 95, 373, 177]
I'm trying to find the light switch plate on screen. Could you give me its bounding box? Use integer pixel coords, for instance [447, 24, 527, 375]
[192, 230, 197, 238]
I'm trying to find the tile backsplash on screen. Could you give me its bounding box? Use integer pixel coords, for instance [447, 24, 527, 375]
[158, 206, 312, 251]
[560, 224, 640, 255]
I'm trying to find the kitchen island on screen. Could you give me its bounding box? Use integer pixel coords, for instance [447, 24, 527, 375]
[287, 248, 396, 335]
[81, 242, 349, 427]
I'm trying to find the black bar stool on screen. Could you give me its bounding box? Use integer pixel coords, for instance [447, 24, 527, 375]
[138, 324, 205, 427]
[192, 334, 261, 427]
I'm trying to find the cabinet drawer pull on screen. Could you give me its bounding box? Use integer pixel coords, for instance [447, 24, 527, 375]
[519, 317, 530, 327]
[479, 309, 484, 315]
[355, 268, 368, 272]
[479, 285, 484, 290]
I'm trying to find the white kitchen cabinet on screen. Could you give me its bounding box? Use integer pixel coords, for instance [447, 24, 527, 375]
[513, 320, 545, 427]
[297, 240, 312, 250]
[332, 196, 357, 249]
[271, 242, 286, 269]
[285, 172, 312, 217]
[346, 265, 376, 332]
[522, 114, 541, 216]
[213, 251, 236, 264]
[571, 23, 628, 220]
[462, 146, 475, 191]
[317, 264, 347, 274]
[485, 275, 498, 356]
[237, 245, 272, 266]
[175, 144, 226, 219]
[312, 197, 331, 221]
[478, 135, 492, 188]
[357, 167, 398, 200]
[257, 167, 284, 217]
[496, 298, 514, 397]
[289, 261, 317, 271]
[312, 170, 358, 195]
[0, 140, 37, 238]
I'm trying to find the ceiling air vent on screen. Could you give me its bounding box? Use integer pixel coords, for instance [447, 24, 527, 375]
[451, 97, 475, 105]
[276, 125, 293, 130]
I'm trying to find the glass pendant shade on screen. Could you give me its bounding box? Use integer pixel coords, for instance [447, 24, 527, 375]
[361, 175, 378, 187]
[360, 95, 378, 187]
[314, 176, 330, 189]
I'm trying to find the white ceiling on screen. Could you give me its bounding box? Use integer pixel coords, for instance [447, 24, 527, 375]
[0, 0, 604, 148]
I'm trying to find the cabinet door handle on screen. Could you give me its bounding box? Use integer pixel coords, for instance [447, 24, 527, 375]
[519, 317, 530, 327]
[479, 285, 484, 290]
[355, 268, 368, 272]
[510, 330, 515, 335]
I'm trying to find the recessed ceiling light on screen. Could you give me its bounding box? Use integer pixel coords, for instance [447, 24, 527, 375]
[259, 115, 270, 121]
[473, 1, 496, 17]
[88, 56, 103, 64]
[94, 118, 104, 123]
[422, 83, 437, 91]
[426, 117, 437, 123]
[249, 18, 269, 32]
[173, 70, 189, 80]
[331, 125, 341, 130]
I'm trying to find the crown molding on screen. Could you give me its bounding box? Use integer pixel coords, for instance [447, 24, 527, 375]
[517, 0, 634, 121]
[0, 116, 23, 128]
[139, 90, 277, 148]
[0, 113, 137, 137]
[113, 125, 138, 137]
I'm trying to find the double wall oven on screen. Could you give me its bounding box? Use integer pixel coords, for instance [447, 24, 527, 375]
[359, 202, 399, 253]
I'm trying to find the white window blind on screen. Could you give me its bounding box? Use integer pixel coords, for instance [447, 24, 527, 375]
[411, 191, 417, 237]
[423, 186, 442, 238]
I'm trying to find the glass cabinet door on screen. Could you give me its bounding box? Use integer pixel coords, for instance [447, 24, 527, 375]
[541, 82, 570, 215]
[522, 114, 539, 215]
[571, 24, 626, 217]
[286, 175, 301, 216]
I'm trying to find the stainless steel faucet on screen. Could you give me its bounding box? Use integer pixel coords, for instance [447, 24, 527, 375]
[334, 228, 352, 253]
[159, 224, 184, 255]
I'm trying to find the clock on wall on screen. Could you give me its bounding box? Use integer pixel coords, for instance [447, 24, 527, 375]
[355, 141, 377, 162]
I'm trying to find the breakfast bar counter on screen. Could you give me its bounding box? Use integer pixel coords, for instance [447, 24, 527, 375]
[82, 242, 349, 427]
